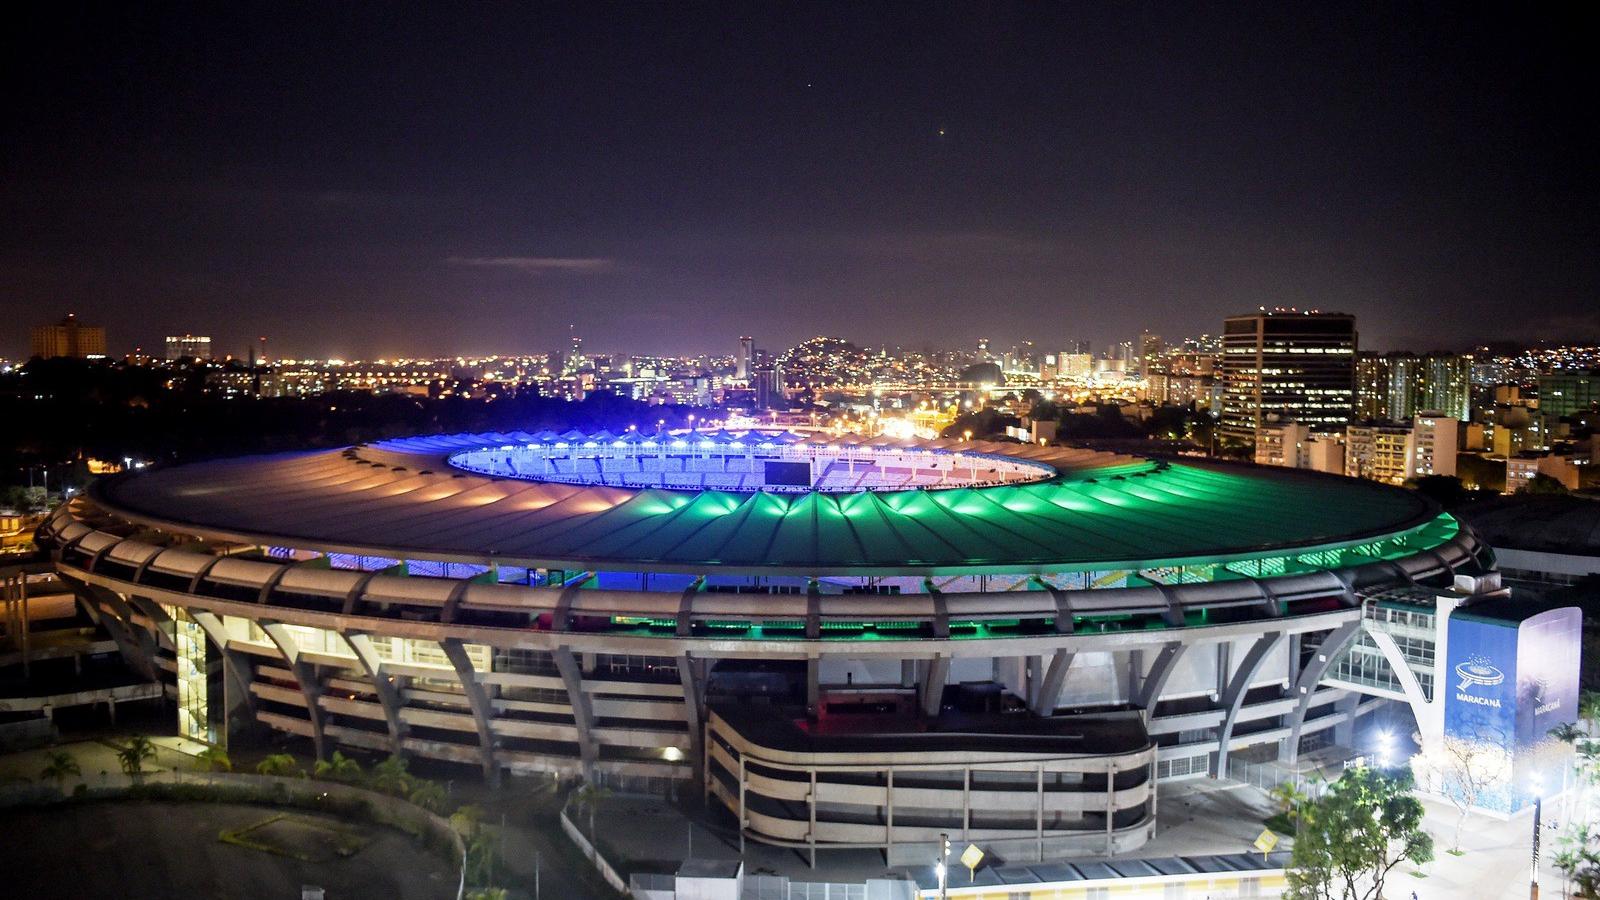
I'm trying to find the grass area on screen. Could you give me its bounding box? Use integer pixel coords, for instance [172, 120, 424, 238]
[220, 812, 371, 862]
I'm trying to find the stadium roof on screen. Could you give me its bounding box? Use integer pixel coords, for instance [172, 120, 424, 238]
[91, 431, 1450, 576]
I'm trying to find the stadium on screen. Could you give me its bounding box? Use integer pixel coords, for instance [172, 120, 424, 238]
[38, 428, 1489, 863]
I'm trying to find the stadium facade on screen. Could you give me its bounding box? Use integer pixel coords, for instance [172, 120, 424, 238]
[39, 429, 1492, 863]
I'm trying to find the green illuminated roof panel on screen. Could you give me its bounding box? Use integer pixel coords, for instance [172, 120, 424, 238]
[97, 439, 1453, 576]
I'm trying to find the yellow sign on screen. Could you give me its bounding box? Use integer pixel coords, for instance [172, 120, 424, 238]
[1254, 829, 1280, 854]
[960, 844, 985, 870]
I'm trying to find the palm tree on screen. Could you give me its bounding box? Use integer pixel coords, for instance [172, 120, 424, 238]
[408, 779, 447, 813]
[572, 781, 611, 841]
[116, 735, 156, 779]
[368, 754, 412, 797]
[449, 803, 485, 839]
[465, 831, 498, 887]
[193, 746, 232, 773]
[1550, 722, 1587, 745]
[256, 753, 304, 778]
[39, 751, 81, 788]
[1269, 780, 1308, 835]
[312, 751, 363, 784]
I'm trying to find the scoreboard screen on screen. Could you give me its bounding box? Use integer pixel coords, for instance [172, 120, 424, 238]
[764, 460, 812, 487]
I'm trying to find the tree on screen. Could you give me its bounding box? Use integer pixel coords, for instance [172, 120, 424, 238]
[368, 754, 413, 797]
[1433, 731, 1510, 853]
[572, 781, 611, 841]
[1553, 823, 1600, 900]
[1404, 474, 1470, 508]
[408, 779, 447, 813]
[1285, 765, 1433, 900]
[449, 803, 485, 840]
[193, 746, 232, 772]
[256, 753, 304, 778]
[39, 751, 81, 788]
[1580, 689, 1600, 725]
[1518, 473, 1569, 495]
[116, 735, 156, 779]
[1550, 721, 1587, 745]
[1269, 780, 1309, 835]
[312, 750, 363, 784]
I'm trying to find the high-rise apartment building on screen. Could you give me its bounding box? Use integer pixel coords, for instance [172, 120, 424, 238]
[165, 334, 212, 360]
[1539, 370, 1600, 420]
[1422, 355, 1472, 422]
[30, 314, 107, 359]
[1219, 310, 1357, 448]
[1345, 423, 1412, 484]
[1355, 353, 1388, 420]
[1355, 353, 1472, 423]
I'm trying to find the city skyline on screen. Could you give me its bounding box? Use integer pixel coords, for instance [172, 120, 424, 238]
[5, 5, 1598, 359]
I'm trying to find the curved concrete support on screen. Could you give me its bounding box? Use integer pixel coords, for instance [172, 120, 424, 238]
[1281, 621, 1362, 763]
[1365, 628, 1441, 748]
[553, 646, 597, 779]
[77, 583, 160, 681]
[1134, 642, 1187, 720]
[1029, 649, 1075, 716]
[1213, 632, 1285, 777]
[259, 621, 329, 760]
[441, 637, 501, 785]
[189, 609, 258, 719]
[340, 631, 408, 755]
[124, 595, 175, 652]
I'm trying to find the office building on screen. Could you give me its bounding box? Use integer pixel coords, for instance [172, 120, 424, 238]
[165, 334, 213, 361]
[736, 335, 754, 381]
[30, 313, 107, 359]
[1220, 310, 1357, 448]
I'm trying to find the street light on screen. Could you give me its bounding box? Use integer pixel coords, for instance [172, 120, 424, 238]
[1530, 775, 1545, 900]
[1375, 730, 1395, 768]
[935, 832, 951, 900]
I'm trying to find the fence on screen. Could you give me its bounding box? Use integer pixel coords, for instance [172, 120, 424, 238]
[560, 798, 630, 894]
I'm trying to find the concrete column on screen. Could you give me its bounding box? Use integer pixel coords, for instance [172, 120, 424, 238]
[885, 767, 895, 852]
[1030, 650, 1074, 716]
[1104, 763, 1115, 854]
[805, 657, 820, 715]
[340, 631, 408, 756]
[1037, 764, 1046, 861]
[1333, 691, 1360, 746]
[1281, 621, 1360, 763]
[442, 637, 502, 785]
[1134, 642, 1187, 721]
[1025, 655, 1042, 708]
[921, 656, 950, 717]
[808, 769, 817, 869]
[678, 651, 705, 776]
[554, 645, 597, 781]
[189, 610, 258, 733]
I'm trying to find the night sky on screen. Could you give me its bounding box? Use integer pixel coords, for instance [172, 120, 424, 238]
[4, 3, 1597, 360]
